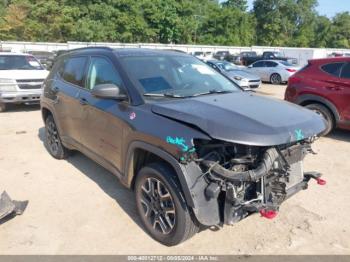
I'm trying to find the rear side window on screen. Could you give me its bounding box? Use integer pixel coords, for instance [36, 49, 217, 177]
[321, 63, 344, 77]
[62, 57, 87, 87]
[340, 63, 350, 79]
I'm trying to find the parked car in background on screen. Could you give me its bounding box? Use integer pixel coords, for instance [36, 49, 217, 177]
[206, 60, 261, 89]
[242, 51, 298, 66]
[27, 51, 55, 69]
[232, 51, 258, 65]
[285, 57, 350, 135]
[0, 53, 49, 112]
[247, 60, 300, 85]
[41, 47, 325, 246]
[193, 51, 213, 61]
[213, 51, 232, 61]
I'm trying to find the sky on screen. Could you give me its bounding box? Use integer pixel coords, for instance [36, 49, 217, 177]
[246, 0, 350, 17]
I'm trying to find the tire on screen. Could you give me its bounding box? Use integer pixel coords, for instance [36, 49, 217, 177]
[135, 162, 199, 246]
[0, 103, 7, 112]
[44, 114, 70, 159]
[305, 103, 334, 136]
[270, 73, 282, 85]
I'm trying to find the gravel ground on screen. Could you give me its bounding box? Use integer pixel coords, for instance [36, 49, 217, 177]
[0, 84, 349, 255]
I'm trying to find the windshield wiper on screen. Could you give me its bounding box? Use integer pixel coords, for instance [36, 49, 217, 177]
[190, 90, 234, 97]
[143, 92, 185, 98]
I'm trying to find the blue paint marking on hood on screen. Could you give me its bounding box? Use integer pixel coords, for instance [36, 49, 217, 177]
[151, 92, 326, 146]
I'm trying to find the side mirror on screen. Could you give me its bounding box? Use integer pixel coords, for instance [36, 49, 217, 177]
[91, 84, 127, 100]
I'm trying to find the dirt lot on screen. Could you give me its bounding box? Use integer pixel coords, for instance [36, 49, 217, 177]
[0, 84, 350, 255]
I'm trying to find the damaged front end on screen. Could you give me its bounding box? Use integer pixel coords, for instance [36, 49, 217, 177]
[183, 138, 325, 226]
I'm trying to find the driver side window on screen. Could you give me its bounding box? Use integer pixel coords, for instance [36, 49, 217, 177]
[86, 57, 124, 91]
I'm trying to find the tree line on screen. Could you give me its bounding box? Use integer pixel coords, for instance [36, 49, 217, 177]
[0, 0, 349, 48]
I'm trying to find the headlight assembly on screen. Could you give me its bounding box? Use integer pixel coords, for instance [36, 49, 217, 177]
[234, 76, 243, 81]
[0, 79, 17, 92]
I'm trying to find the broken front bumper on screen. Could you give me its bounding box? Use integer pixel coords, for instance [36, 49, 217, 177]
[223, 172, 325, 224]
[0, 191, 28, 221]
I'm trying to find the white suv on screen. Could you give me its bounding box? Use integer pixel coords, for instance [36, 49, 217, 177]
[0, 53, 49, 112]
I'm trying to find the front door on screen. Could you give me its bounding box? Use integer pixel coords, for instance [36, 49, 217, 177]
[79, 56, 128, 171]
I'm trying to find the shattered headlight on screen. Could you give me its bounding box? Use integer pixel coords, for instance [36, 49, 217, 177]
[0, 78, 17, 92]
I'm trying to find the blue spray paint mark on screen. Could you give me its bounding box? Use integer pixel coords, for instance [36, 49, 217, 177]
[166, 136, 189, 152]
[295, 129, 305, 141]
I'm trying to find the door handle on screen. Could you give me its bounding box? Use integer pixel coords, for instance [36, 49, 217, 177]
[79, 98, 89, 106]
[326, 86, 343, 91]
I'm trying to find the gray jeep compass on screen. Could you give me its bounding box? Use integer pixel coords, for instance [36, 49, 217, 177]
[41, 47, 326, 246]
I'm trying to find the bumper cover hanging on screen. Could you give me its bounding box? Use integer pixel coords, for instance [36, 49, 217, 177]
[0, 191, 28, 222]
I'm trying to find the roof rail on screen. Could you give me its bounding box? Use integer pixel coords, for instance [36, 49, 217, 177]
[66, 46, 114, 53]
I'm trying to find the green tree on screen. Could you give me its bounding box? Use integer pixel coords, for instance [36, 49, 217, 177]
[328, 12, 350, 48]
[222, 0, 248, 11]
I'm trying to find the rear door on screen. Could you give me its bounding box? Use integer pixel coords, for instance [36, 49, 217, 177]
[265, 61, 279, 80]
[249, 61, 266, 79]
[338, 63, 350, 123]
[52, 56, 88, 146]
[78, 56, 128, 171]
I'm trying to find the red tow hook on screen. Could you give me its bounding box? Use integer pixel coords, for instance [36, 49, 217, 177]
[260, 209, 278, 220]
[316, 178, 327, 186]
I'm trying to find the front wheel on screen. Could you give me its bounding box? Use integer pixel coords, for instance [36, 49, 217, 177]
[135, 163, 199, 246]
[270, 73, 282, 85]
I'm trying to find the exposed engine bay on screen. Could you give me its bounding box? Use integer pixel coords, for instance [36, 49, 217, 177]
[184, 138, 325, 225]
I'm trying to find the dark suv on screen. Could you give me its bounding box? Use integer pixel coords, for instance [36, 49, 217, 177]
[285, 57, 350, 135]
[41, 47, 326, 246]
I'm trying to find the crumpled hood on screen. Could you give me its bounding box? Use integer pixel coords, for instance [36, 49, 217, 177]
[151, 92, 326, 146]
[225, 70, 260, 80]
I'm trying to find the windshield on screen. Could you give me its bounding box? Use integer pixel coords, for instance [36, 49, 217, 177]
[121, 55, 241, 98]
[216, 61, 238, 71]
[0, 55, 44, 70]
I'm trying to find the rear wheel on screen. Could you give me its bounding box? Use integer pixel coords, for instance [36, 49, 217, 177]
[0, 103, 7, 112]
[305, 103, 334, 136]
[270, 73, 282, 85]
[45, 115, 70, 159]
[135, 163, 198, 246]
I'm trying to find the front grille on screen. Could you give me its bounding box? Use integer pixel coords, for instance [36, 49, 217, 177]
[16, 79, 44, 90]
[16, 79, 44, 83]
[249, 85, 259, 89]
[249, 80, 260, 83]
[18, 84, 42, 89]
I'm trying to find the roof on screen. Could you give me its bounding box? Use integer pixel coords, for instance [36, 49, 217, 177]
[61, 47, 190, 58]
[309, 57, 350, 64]
[113, 48, 189, 57]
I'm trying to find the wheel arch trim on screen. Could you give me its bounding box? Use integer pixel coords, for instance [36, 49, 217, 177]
[296, 94, 340, 122]
[124, 141, 195, 207]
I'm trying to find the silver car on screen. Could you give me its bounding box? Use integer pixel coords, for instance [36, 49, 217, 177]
[206, 60, 261, 89]
[247, 60, 300, 85]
